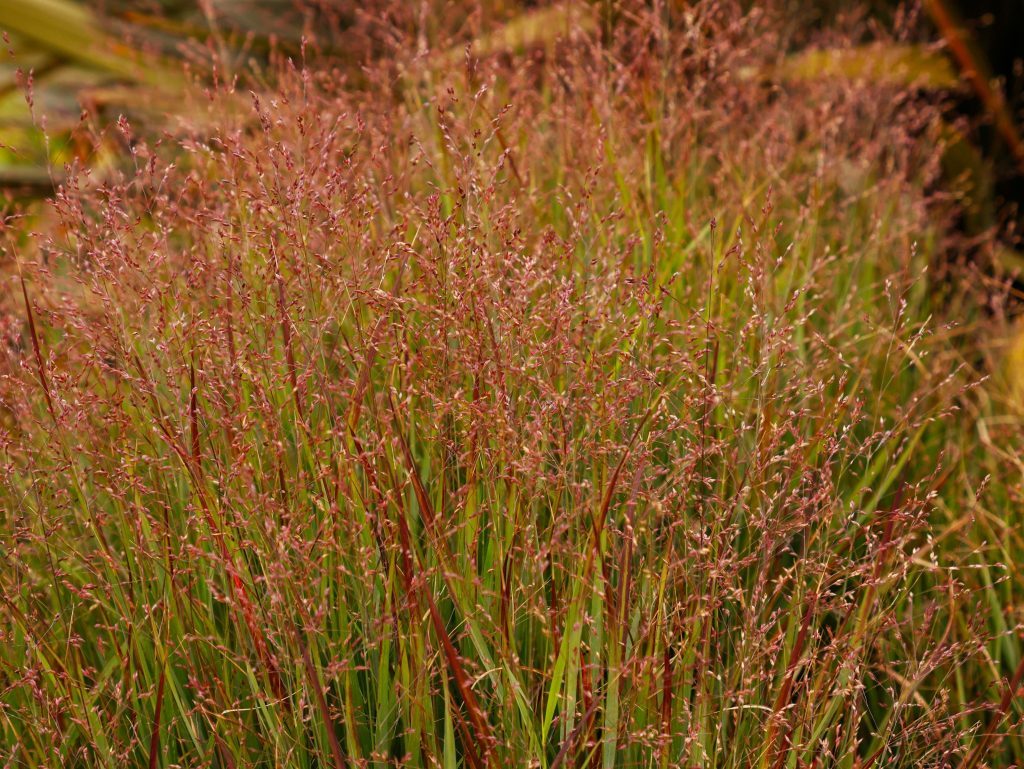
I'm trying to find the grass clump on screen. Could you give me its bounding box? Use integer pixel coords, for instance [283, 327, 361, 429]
[1, 2, 1022, 767]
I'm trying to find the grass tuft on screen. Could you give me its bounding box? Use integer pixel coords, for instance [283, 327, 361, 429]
[1, 2, 1023, 767]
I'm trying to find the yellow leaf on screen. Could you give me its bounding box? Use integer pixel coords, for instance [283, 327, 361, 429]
[1001, 321, 1024, 411]
[440, 1, 597, 65]
[761, 44, 959, 90]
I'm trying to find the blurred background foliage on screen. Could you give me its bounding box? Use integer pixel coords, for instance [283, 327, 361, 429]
[1, 0, 1021, 224]
[0, 0, 332, 197]
[4, 0, 1023, 391]
[1, 0, 1022, 271]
